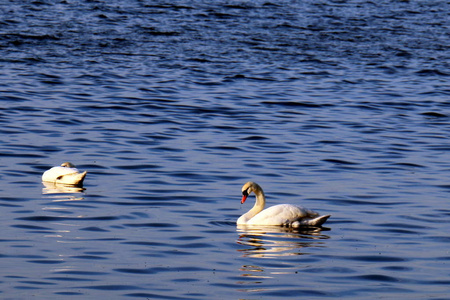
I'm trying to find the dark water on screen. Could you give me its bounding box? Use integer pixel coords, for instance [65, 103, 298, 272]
[1, 0, 450, 299]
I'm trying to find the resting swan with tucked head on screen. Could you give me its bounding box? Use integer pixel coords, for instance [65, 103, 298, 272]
[237, 182, 330, 227]
[42, 162, 87, 186]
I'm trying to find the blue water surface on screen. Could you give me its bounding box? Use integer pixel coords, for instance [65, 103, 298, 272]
[1, 0, 449, 299]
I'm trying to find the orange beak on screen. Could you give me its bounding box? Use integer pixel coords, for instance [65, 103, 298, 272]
[241, 194, 248, 204]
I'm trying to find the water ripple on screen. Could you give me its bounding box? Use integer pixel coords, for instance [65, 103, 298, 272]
[1, 0, 449, 299]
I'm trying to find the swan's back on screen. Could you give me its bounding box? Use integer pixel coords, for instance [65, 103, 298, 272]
[246, 204, 318, 226]
[42, 166, 86, 185]
[42, 166, 77, 181]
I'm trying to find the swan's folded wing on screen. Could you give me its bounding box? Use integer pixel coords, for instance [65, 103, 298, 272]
[42, 167, 81, 182]
[247, 204, 319, 226]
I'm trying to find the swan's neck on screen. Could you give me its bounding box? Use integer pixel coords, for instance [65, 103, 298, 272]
[238, 188, 266, 224]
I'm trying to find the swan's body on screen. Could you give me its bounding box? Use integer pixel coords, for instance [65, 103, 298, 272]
[237, 182, 330, 227]
[42, 162, 87, 186]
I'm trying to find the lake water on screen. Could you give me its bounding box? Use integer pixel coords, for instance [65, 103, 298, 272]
[1, 0, 449, 299]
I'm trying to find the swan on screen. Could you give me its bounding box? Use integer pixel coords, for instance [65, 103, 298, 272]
[42, 162, 87, 186]
[237, 182, 330, 227]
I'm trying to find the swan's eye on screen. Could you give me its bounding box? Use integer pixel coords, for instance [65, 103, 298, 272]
[242, 190, 249, 197]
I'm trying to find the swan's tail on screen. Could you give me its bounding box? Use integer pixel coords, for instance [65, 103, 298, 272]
[75, 171, 87, 185]
[295, 214, 330, 227]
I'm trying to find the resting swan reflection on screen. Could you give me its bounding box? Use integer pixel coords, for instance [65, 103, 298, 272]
[42, 162, 87, 186]
[237, 182, 330, 227]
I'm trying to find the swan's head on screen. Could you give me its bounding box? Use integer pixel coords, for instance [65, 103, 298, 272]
[241, 181, 262, 204]
[61, 162, 76, 168]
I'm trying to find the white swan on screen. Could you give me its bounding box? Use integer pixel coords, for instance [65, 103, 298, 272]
[237, 182, 330, 227]
[42, 162, 87, 186]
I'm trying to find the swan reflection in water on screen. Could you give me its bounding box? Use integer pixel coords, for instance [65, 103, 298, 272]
[42, 181, 85, 196]
[236, 225, 330, 290]
[237, 224, 330, 258]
